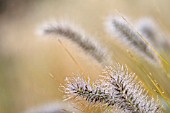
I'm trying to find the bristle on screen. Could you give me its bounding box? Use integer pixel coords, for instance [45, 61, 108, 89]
[64, 64, 162, 113]
[39, 21, 112, 65]
[105, 15, 159, 64]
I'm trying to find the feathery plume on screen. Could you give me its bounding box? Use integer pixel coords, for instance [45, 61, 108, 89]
[136, 18, 170, 54]
[63, 64, 162, 113]
[64, 76, 124, 113]
[39, 21, 112, 65]
[102, 64, 162, 113]
[105, 15, 159, 64]
[136, 18, 160, 47]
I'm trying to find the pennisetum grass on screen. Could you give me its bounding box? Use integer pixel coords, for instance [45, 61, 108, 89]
[105, 15, 160, 65]
[37, 13, 170, 113]
[136, 18, 161, 48]
[136, 18, 170, 55]
[63, 64, 162, 113]
[136, 18, 170, 80]
[39, 21, 112, 66]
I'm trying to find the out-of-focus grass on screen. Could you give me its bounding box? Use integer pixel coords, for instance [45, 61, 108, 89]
[0, 0, 170, 113]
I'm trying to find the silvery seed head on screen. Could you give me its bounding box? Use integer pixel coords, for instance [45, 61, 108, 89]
[136, 18, 170, 54]
[39, 21, 112, 66]
[102, 64, 162, 113]
[105, 15, 160, 65]
[63, 64, 162, 113]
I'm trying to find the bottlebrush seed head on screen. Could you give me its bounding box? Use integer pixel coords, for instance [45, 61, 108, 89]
[102, 64, 162, 113]
[39, 21, 112, 65]
[63, 64, 162, 113]
[105, 15, 159, 65]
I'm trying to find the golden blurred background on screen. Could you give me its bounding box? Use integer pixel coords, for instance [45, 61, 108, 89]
[0, 0, 170, 113]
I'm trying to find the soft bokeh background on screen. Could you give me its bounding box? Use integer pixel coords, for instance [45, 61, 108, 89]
[0, 0, 170, 113]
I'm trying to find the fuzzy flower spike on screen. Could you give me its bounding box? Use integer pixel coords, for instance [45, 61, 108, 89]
[106, 15, 159, 64]
[64, 76, 121, 112]
[101, 64, 161, 113]
[39, 21, 112, 65]
[64, 64, 162, 113]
